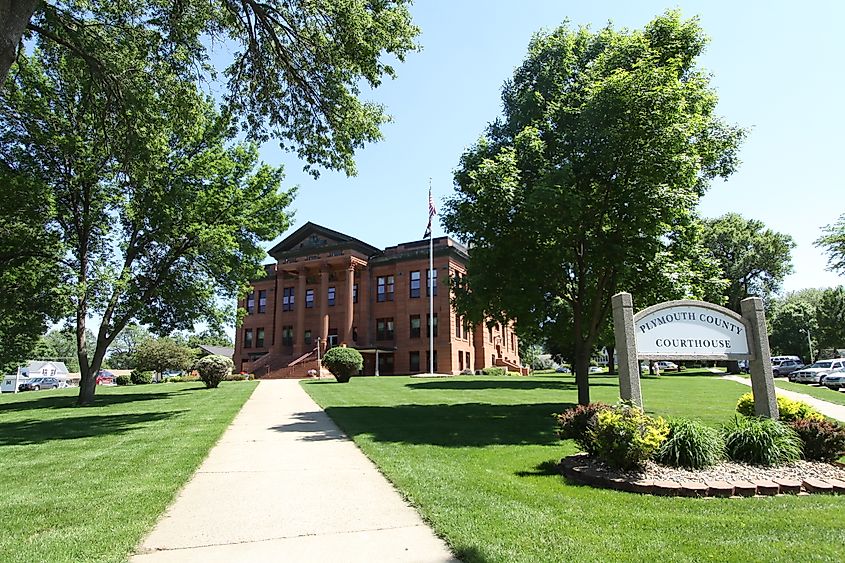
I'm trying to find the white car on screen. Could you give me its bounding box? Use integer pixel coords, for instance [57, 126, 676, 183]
[791, 359, 845, 384]
[655, 361, 679, 372]
[822, 369, 845, 390]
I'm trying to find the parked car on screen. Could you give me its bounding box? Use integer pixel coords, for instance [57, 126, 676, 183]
[655, 361, 679, 372]
[822, 369, 845, 391]
[771, 355, 802, 363]
[555, 366, 571, 373]
[771, 359, 804, 377]
[588, 366, 603, 374]
[791, 359, 845, 384]
[96, 370, 116, 385]
[18, 377, 62, 391]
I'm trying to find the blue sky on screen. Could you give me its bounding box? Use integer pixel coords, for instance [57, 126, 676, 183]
[257, 0, 844, 294]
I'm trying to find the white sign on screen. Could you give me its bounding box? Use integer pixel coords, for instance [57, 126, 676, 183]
[635, 304, 750, 357]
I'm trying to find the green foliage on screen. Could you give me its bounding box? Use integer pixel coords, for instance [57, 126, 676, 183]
[225, 373, 248, 381]
[723, 416, 802, 466]
[322, 347, 363, 382]
[701, 213, 795, 312]
[735, 392, 822, 422]
[130, 371, 154, 385]
[768, 289, 821, 360]
[134, 339, 194, 378]
[481, 367, 506, 377]
[554, 402, 611, 455]
[590, 404, 669, 469]
[815, 213, 845, 275]
[789, 418, 845, 462]
[195, 355, 234, 389]
[816, 286, 845, 354]
[655, 418, 724, 469]
[115, 374, 131, 386]
[442, 11, 744, 404]
[30, 328, 96, 373]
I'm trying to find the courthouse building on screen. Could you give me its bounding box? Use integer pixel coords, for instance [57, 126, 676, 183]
[234, 222, 525, 378]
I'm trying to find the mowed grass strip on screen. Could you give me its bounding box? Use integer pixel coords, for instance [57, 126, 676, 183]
[773, 379, 845, 407]
[0, 381, 256, 563]
[303, 373, 845, 563]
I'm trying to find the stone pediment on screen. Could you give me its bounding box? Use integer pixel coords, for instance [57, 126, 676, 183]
[268, 222, 380, 260]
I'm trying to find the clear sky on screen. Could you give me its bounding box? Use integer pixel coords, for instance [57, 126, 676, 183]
[257, 0, 845, 294]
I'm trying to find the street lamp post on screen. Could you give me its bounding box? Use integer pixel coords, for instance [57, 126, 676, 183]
[800, 328, 814, 364]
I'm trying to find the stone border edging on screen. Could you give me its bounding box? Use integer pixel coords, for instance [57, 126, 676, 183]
[559, 454, 845, 498]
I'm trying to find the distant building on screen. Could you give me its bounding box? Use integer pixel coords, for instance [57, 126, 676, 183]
[234, 222, 525, 378]
[197, 345, 235, 359]
[21, 361, 70, 378]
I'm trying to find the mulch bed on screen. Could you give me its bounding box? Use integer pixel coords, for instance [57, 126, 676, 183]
[560, 453, 845, 497]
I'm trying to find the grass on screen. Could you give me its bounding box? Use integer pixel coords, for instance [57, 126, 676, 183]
[774, 379, 845, 407]
[0, 381, 256, 563]
[303, 372, 845, 562]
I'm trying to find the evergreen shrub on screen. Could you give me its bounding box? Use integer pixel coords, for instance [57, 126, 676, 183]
[736, 392, 822, 422]
[723, 416, 802, 466]
[195, 355, 234, 388]
[481, 367, 506, 376]
[555, 402, 611, 455]
[322, 347, 363, 383]
[130, 370, 154, 385]
[789, 418, 845, 462]
[655, 418, 724, 469]
[590, 404, 669, 470]
[115, 374, 131, 386]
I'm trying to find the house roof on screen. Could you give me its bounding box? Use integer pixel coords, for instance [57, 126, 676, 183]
[199, 345, 235, 358]
[268, 222, 381, 261]
[26, 361, 70, 374]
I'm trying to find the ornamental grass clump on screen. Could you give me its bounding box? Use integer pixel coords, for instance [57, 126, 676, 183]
[655, 418, 724, 469]
[589, 404, 669, 470]
[554, 402, 611, 455]
[723, 416, 802, 466]
[322, 346, 363, 383]
[736, 392, 822, 422]
[789, 418, 845, 462]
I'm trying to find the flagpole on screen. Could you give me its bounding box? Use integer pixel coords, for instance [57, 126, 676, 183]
[429, 179, 435, 375]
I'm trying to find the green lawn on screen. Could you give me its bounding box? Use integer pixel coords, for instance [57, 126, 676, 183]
[303, 373, 845, 562]
[0, 382, 256, 563]
[774, 379, 845, 407]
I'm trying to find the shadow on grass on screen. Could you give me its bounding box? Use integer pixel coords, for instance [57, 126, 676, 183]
[0, 410, 184, 445]
[406, 379, 617, 392]
[0, 389, 181, 413]
[323, 402, 575, 447]
[514, 459, 562, 477]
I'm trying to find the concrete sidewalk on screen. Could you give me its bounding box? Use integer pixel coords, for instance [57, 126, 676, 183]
[131, 380, 458, 563]
[724, 375, 845, 422]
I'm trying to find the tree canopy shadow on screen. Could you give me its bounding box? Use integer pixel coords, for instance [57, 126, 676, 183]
[0, 389, 183, 413]
[0, 410, 184, 446]
[514, 459, 563, 477]
[406, 379, 617, 391]
[269, 410, 347, 441]
[323, 401, 575, 448]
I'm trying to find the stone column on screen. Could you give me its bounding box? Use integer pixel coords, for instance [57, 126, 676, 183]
[344, 262, 355, 345]
[294, 268, 306, 356]
[320, 266, 329, 351]
[612, 292, 642, 408]
[741, 296, 778, 419]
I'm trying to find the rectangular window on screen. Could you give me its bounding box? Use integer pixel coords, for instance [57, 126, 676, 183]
[377, 275, 394, 302]
[282, 287, 294, 311]
[455, 315, 462, 339]
[243, 328, 253, 348]
[427, 313, 438, 338]
[282, 325, 294, 346]
[458, 351, 464, 371]
[376, 318, 395, 340]
[410, 315, 421, 338]
[256, 328, 265, 348]
[409, 351, 420, 372]
[511, 333, 516, 351]
[304, 330, 312, 346]
[353, 283, 358, 304]
[427, 269, 438, 296]
[246, 292, 255, 314]
[410, 270, 421, 298]
[258, 290, 267, 313]
[488, 326, 493, 343]
[328, 287, 336, 306]
[305, 288, 315, 308]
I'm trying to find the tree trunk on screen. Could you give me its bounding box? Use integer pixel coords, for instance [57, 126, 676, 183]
[726, 359, 741, 374]
[574, 342, 591, 405]
[648, 360, 655, 376]
[606, 346, 615, 375]
[0, 0, 38, 86]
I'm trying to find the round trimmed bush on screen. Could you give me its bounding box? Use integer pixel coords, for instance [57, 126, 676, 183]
[130, 370, 154, 385]
[590, 404, 669, 470]
[555, 402, 611, 455]
[789, 418, 845, 462]
[723, 416, 802, 466]
[195, 355, 234, 388]
[655, 418, 724, 469]
[115, 374, 131, 386]
[321, 347, 363, 383]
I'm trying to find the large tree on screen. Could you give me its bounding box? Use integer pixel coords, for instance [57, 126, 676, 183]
[701, 213, 795, 312]
[767, 289, 822, 363]
[816, 213, 845, 276]
[816, 286, 845, 356]
[1, 34, 293, 404]
[443, 11, 744, 404]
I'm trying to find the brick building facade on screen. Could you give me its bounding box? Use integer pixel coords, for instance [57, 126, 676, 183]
[234, 222, 525, 378]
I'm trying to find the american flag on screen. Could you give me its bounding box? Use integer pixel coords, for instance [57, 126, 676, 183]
[424, 187, 437, 238]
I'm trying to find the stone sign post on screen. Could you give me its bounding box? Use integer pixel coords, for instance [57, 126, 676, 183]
[612, 292, 777, 419]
